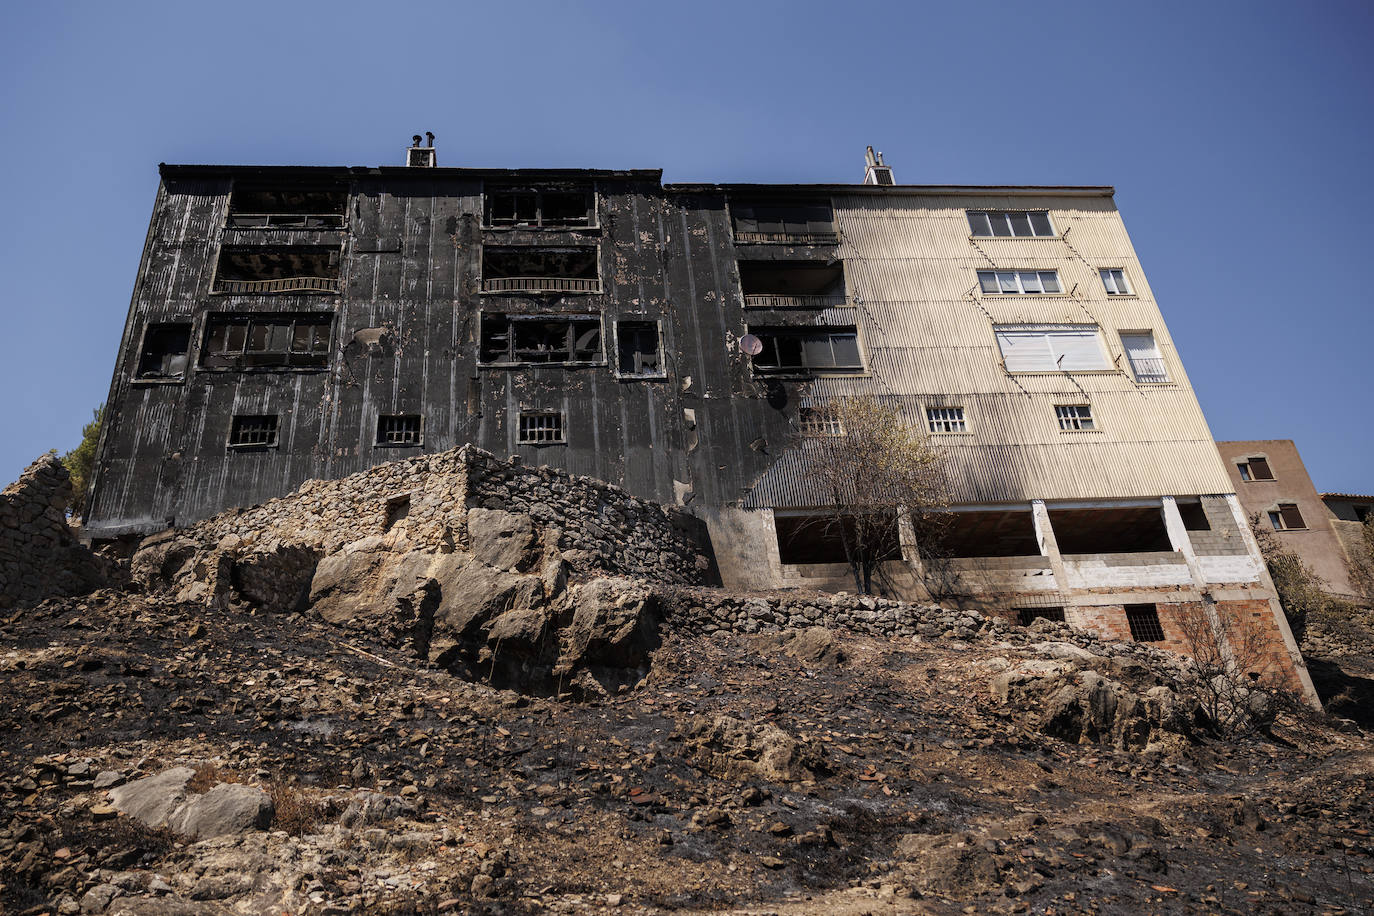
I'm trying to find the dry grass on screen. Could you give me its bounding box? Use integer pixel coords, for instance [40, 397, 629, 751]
[187, 762, 239, 793]
[269, 781, 326, 836]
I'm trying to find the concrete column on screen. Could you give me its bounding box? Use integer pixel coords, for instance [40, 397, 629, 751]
[1031, 499, 1069, 598]
[1161, 496, 1208, 591]
[896, 508, 933, 601]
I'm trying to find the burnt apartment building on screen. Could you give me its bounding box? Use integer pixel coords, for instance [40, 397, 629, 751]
[85, 141, 1316, 699]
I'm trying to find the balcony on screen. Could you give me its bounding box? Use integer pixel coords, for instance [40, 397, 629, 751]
[213, 276, 341, 294]
[740, 260, 847, 309]
[732, 200, 836, 245]
[226, 184, 347, 230]
[226, 213, 346, 230]
[481, 247, 600, 295]
[212, 246, 341, 295]
[481, 276, 601, 294]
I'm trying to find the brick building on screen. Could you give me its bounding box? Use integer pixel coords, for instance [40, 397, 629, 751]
[84, 141, 1316, 700]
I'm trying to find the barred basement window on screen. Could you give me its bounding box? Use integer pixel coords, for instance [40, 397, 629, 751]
[518, 411, 564, 444]
[977, 270, 1062, 295]
[1125, 604, 1165, 642]
[798, 406, 843, 437]
[228, 415, 278, 448]
[927, 407, 967, 433]
[1055, 404, 1095, 431]
[1268, 503, 1307, 530]
[376, 415, 422, 446]
[967, 210, 1055, 237]
[1016, 607, 1065, 626]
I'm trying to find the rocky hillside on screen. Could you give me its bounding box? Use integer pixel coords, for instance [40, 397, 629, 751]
[1, 453, 1372, 915]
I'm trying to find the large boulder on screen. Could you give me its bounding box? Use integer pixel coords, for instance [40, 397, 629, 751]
[108, 769, 273, 840]
[687, 715, 827, 782]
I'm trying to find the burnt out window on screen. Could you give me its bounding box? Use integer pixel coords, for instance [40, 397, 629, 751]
[201, 314, 332, 370]
[479, 314, 602, 365]
[212, 246, 341, 294]
[136, 323, 192, 380]
[377, 415, 422, 447]
[518, 411, 565, 444]
[485, 187, 594, 228]
[481, 246, 600, 293]
[228, 415, 279, 449]
[731, 201, 836, 243]
[1125, 604, 1165, 642]
[616, 321, 661, 376]
[226, 184, 347, 229]
[1016, 607, 1066, 626]
[739, 260, 847, 308]
[749, 326, 862, 375]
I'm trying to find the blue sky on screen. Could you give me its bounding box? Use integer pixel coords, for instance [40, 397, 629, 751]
[3, 0, 1371, 493]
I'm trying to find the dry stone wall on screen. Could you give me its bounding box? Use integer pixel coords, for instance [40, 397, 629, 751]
[0, 455, 107, 609]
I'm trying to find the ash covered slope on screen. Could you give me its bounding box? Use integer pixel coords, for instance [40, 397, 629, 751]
[0, 451, 1372, 914]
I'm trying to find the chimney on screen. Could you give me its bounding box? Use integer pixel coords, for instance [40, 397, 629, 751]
[407, 133, 436, 168]
[863, 146, 894, 185]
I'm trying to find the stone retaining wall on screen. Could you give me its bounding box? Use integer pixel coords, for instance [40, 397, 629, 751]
[0, 455, 107, 609]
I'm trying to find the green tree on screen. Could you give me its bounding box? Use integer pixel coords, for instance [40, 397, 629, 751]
[61, 405, 104, 519]
[1250, 513, 1326, 643]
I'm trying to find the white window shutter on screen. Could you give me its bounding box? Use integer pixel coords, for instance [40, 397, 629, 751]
[996, 330, 1054, 371]
[1050, 329, 1107, 370]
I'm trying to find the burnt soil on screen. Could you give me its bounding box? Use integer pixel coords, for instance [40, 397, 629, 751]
[2, 590, 1372, 915]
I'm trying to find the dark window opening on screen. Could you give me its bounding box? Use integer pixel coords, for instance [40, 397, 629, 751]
[213, 246, 340, 294]
[1125, 604, 1165, 642]
[481, 247, 600, 293]
[480, 314, 602, 364]
[774, 514, 901, 565]
[518, 411, 564, 444]
[377, 415, 422, 446]
[732, 200, 836, 243]
[1177, 500, 1211, 531]
[943, 510, 1040, 558]
[616, 321, 661, 376]
[228, 415, 279, 449]
[136, 323, 192, 380]
[739, 261, 846, 308]
[750, 326, 862, 374]
[485, 187, 593, 228]
[1356, 505, 1371, 523]
[1016, 607, 1065, 626]
[1049, 506, 1173, 555]
[201, 314, 332, 370]
[1238, 457, 1274, 481]
[226, 184, 347, 229]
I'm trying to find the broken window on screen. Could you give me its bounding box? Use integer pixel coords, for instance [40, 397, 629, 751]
[1237, 457, 1274, 481]
[481, 247, 600, 293]
[774, 514, 900, 565]
[376, 415, 422, 446]
[485, 187, 594, 228]
[228, 415, 279, 449]
[749, 326, 862, 374]
[739, 261, 847, 308]
[135, 323, 192, 380]
[1125, 604, 1165, 642]
[1269, 503, 1307, 530]
[798, 406, 843, 437]
[518, 411, 565, 444]
[1048, 506, 1173, 554]
[731, 200, 836, 243]
[201, 314, 332, 369]
[226, 184, 347, 229]
[942, 509, 1040, 558]
[1016, 607, 1065, 626]
[213, 246, 341, 294]
[479, 314, 603, 364]
[616, 321, 662, 376]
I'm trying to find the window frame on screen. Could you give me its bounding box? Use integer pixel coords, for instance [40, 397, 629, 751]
[1055, 404, 1096, 431]
[1100, 268, 1133, 296]
[482, 185, 598, 230]
[199, 313, 334, 372]
[747, 325, 865, 377]
[926, 406, 968, 434]
[227, 414, 280, 450]
[613, 319, 666, 380]
[1119, 330, 1169, 384]
[976, 269, 1063, 295]
[1236, 456, 1275, 482]
[1125, 604, 1166, 642]
[478, 312, 605, 367]
[730, 199, 837, 244]
[134, 322, 194, 383]
[517, 410, 566, 445]
[798, 406, 844, 438]
[1268, 502, 1307, 531]
[375, 414, 424, 448]
[994, 324, 1110, 373]
[967, 210, 1056, 238]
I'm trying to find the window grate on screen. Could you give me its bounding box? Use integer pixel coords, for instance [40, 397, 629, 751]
[1016, 607, 1065, 626]
[1126, 604, 1165, 642]
[518, 411, 565, 444]
[798, 407, 843, 437]
[927, 407, 967, 433]
[1055, 405, 1095, 431]
[229, 415, 278, 448]
[377, 415, 422, 446]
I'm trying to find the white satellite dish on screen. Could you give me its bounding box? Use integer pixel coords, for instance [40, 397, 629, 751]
[739, 334, 763, 356]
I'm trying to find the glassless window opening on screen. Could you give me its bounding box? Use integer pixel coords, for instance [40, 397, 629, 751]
[377, 415, 422, 446]
[212, 246, 341, 294]
[967, 210, 1055, 237]
[616, 321, 662, 376]
[739, 261, 847, 308]
[1055, 405, 1095, 431]
[518, 411, 565, 444]
[1016, 607, 1065, 626]
[479, 314, 603, 364]
[480, 247, 600, 293]
[731, 201, 836, 242]
[136, 324, 192, 379]
[927, 407, 967, 433]
[749, 326, 863, 374]
[229, 415, 279, 448]
[1120, 331, 1169, 383]
[485, 188, 594, 228]
[994, 325, 1108, 372]
[1100, 268, 1132, 295]
[226, 184, 347, 229]
[201, 315, 332, 369]
[977, 270, 1062, 295]
[798, 406, 844, 437]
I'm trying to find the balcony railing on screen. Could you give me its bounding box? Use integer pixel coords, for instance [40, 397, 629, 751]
[743, 293, 848, 309]
[1128, 356, 1169, 383]
[734, 230, 839, 245]
[481, 276, 601, 293]
[213, 276, 340, 294]
[226, 213, 346, 229]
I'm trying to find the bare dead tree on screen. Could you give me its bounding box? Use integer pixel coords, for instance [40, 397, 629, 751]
[1174, 599, 1294, 737]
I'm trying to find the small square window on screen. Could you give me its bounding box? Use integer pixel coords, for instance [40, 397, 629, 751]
[616, 320, 662, 377]
[1015, 607, 1065, 626]
[1269, 503, 1306, 530]
[798, 406, 843, 437]
[136, 323, 192, 380]
[927, 407, 967, 433]
[1125, 604, 1165, 642]
[228, 415, 278, 448]
[518, 411, 565, 444]
[1100, 268, 1132, 295]
[377, 414, 422, 447]
[1055, 405, 1095, 431]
